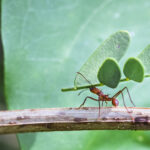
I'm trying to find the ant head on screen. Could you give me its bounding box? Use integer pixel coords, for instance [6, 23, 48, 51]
[90, 86, 100, 95]
[90, 86, 95, 91]
[112, 98, 119, 107]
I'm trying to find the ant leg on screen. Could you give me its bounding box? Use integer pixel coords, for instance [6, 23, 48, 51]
[100, 100, 104, 117]
[98, 100, 101, 117]
[120, 91, 134, 121]
[113, 90, 131, 112]
[120, 91, 131, 113]
[112, 90, 121, 98]
[113, 87, 135, 107]
[123, 87, 136, 107]
[78, 96, 99, 109]
[105, 101, 108, 107]
[102, 100, 104, 107]
[113, 90, 134, 121]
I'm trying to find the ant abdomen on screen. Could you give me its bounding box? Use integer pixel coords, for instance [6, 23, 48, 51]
[112, 98, 119, 106]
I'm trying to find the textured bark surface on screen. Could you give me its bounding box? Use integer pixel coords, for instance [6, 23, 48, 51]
[0, 107, 150, 134]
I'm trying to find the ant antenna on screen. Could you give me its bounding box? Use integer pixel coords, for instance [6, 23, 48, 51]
[78, 89, 88, 96]
[76, 72, 93, 85]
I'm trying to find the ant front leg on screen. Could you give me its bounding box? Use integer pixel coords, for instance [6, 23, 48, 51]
[112, 87, 134, 121]
[113, 87, 135, 107]
[78, 96, 99, 109]
[123, 87, 135, 107]
[113, 90, 129, 113]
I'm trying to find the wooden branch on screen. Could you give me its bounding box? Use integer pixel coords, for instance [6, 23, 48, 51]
[0, 107, 150, 134]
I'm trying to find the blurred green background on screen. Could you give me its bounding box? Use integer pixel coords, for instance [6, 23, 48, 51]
[0, 0, 150, 150]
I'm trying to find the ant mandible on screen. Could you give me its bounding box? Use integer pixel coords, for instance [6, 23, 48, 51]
[76, 72, 136, 118]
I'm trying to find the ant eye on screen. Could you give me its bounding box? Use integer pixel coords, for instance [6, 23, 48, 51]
[90, 87, 93, 90]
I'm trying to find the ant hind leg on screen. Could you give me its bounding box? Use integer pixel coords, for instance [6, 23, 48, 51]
[112, 89, 134, 121]
[98, 100, 101, 117]
[113, 87, 135, 107]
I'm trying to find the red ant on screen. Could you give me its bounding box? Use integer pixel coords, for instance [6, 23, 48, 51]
[76, 72, 135, 119]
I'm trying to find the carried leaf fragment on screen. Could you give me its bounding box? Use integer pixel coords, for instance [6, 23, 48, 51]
[123, 57, 144, 82]
[97, 58, 121, 88]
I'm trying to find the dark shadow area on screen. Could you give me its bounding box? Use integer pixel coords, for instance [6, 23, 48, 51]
[0, 135, 20, 150]
[0, 0, 5, 110]
[18, 133, 37, 150]
[0, 1, 20, 150]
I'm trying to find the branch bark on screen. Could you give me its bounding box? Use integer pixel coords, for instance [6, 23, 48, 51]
[0, 107, 150, 134]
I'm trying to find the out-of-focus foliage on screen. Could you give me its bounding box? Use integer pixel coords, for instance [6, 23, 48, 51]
[2, 0, 150, 150]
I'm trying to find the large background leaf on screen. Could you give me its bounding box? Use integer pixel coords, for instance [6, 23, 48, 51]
[74, 31, 129, 87]
[2, 0, 150, 150]
[138, 45, 150, 74]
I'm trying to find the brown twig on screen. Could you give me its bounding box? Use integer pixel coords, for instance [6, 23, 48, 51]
[0, 107, 150, 134]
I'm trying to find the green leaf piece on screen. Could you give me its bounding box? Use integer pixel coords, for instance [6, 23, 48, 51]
[97, 58, 121, 88]
[123, 57, 144, 82]
[138, 44, 150, 74]
[74, 30, 130, 87]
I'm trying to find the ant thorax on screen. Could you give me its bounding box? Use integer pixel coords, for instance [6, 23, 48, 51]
[90, 87, 102, 95]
